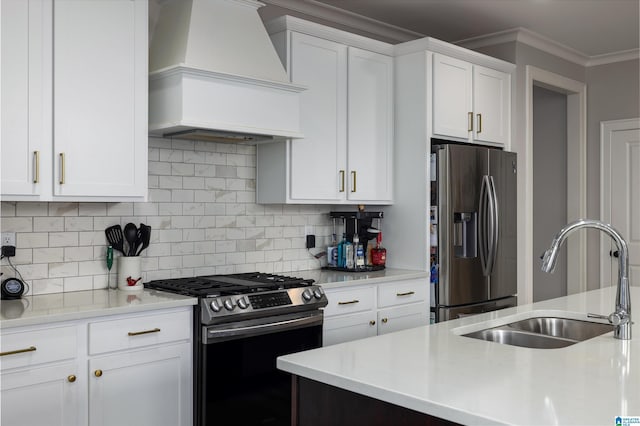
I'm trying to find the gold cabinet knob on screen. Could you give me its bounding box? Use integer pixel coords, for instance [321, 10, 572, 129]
[381, 318, 388, 324]
[369, 320, 376, 326]
[67, 375, 76, 383]
[94, 370, 103, 377]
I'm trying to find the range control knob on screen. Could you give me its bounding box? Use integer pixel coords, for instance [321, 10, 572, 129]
[223, 299, 235, 311]
[237, 296, 249, 309]
[210, 299, 222, 312]
[302, 289, 313, 302]
[313, 288, 324, 299]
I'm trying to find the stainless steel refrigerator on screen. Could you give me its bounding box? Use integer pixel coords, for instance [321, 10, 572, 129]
[430, 142, 517, 322]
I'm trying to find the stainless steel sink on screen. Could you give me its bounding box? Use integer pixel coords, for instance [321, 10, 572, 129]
[463, 317, 614, 349]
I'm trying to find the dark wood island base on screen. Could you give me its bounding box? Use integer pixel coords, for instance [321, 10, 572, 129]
[291, 375, 461, 426]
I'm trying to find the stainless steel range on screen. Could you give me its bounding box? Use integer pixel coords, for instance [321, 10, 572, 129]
[145, 273, 328, 426]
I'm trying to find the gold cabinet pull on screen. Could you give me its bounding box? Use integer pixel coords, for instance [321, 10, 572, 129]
[350, 171, 357, 193]
[94, 370, 103, 377]
[477, 113, 482, 133]
[396, 291, 415, 297]
[468, 112, 473, 132]
[381, 318, 388, 324]
[128, 327, 161, 336]
[0, 346, 37, 357]
[67, 375, 76, 383]
[33, 151, 40, 183]
[339, 170, 345, 192]
[59, 153, 65, 184]
[338, 300, 359, 305]
[369, 320, 376, 326]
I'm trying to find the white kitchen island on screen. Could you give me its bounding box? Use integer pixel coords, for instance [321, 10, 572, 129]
[278, 286, 639, 425]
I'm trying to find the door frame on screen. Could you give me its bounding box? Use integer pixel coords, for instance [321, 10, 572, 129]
[524, 66, 587, 304]
[599, 117, 640, 287]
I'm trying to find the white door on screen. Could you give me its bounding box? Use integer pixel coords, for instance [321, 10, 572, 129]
[1, 362, 81, 426]
[0, 0, 51, 198]
[88, 344, 191, 426]
[347, 47, 393, 202]
[600, 118, 640, 287]
[288, 32, 347, 201]
[432, 53, 472, 140]
[53, 0, 147, 198]
[473, 65, 510, 145]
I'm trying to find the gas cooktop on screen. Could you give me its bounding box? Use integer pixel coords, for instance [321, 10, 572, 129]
[144, 272, 315, 297]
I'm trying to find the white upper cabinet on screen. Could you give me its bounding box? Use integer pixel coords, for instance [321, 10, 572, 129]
[1, 0, 148, 201]
[257, 17, 393, 204]
[288, 32, 347, 202]
[347, 47, 393, 202]
[432, 53, 510, 146]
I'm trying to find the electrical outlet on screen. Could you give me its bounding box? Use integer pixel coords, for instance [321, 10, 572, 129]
[1, 232, 16, 247]
[304, 225, 314, 236]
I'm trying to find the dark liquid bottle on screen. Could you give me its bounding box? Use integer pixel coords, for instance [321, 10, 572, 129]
[371, 232, 386, 266]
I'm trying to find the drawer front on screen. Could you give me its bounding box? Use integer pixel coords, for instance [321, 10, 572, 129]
[323, 286, 375, 318]
[1, 325, 77, 370]
[89, 308, 192, 355]
[323, 311, 377, 346]
[378, 279, 427, 308]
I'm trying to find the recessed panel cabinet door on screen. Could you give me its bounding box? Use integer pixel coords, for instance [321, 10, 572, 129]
[53, 0, 147, 198]
[432, 53, 473, 140]
[289, 32, 347, 201]
[0, 0, 51, 198]
[347, 47, 393, 202]
[1, 362, 81, 426]
[473, 65, 510, 145]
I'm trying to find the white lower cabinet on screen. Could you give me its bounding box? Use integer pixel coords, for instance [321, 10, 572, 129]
[0, 307, 192, 426]
[322, 278, 429, 346]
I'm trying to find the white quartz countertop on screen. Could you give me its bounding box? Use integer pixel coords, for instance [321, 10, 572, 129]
[278, 286, 639, 425]
[0, 289, 197, 329]
[289, 267, 428, 289]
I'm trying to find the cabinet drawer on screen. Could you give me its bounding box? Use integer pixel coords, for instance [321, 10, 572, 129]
[89, 309, 191, 355]
[377, 303, 429, 335]
[0, 325, 77, 370]
[323, 285, 375, 317]
[378, 279, 427, 308]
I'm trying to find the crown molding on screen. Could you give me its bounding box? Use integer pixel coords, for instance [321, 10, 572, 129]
[259, 0, 424, 44]
[457, 27, 639, 67]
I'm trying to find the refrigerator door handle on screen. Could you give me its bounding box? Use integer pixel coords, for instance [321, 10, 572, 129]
[479, 175, 491, 275]
[487, 175, 499, 275]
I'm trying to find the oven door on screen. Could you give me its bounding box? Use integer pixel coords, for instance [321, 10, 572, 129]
[197, 310, 323, 426]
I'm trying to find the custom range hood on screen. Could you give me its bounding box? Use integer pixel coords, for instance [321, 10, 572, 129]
[149, 0, 304, 143]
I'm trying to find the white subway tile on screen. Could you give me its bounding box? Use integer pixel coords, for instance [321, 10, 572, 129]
[18, 232, 49, 248]
[65, 217, 94, 232]
[33, 217, 64, 232]
[226, 252, 245, 265]
[159, 175, 183, 189]
[1, 202, 16, 216]
[183, 228, 205, 241]
[171, 242, 194, 255]
[205, 228, 226, 240]
[160, 148, 184, 163]
[215, 240, 236, 253]
[31, 278, 64, 295]
[63, 276, 93, 292]
[194, 241, 215, 254]
[171, 163, 195, 176]
[49, 232, 79, 247]
[183, 177, 205, 190]
[65, 247, 94, 262]
[79, 231, 106, 246]
[49, 203, 78, 217]
[172, 189, 194, 202]
[149, 161, 171, 175]
[171, 216, 194, 229]
[49, 261, 79, 278]
[107, 203, 134, 216]
[79, 203, 107, 216]
[183, 255, 205, 268]
[11, 248, 33, 265]
[148, 189, 172, 202]
[203, 253, 225, 266]
[2, 217, 33, 232]
[134, 203, 159, 216]
[33, 248, 64, 263]
[183, 203, 205, 216]
[17, 202, 48, 217]
[78, 260, 105, 275]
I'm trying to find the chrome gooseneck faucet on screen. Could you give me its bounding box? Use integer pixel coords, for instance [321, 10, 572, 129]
[541, 219, 631, 340]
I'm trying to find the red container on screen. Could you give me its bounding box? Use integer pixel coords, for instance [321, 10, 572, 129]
[371, 232, 386, 266]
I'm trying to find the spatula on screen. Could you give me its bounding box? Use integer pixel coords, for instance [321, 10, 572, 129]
[135, 224, 151, 256]
[105, 225, 125, 255]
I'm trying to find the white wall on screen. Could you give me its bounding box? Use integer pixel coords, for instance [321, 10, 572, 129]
[0, 137, 332, 295]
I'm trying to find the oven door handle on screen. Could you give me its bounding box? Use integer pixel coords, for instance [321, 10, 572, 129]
[205, 312, 323, 342]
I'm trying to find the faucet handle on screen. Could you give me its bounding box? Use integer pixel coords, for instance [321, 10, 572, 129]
[587, 312, 629, 326]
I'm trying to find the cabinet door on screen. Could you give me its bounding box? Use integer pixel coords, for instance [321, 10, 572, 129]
[473, 65, 510, 145]
[323, 311, 377, 346]
[432, 53, 473, 140]
[52, 0, 147, 198]
[347, 47, 393, 202]
[1, 362, 81, 426]
[1, 0, 51, 198]
[377, 303, 429, 336]
[288, 32, 347, 201]
[89, 343, 191, 426]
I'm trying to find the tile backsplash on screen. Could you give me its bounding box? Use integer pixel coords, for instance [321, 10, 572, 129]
[0, 137, 333, 295]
